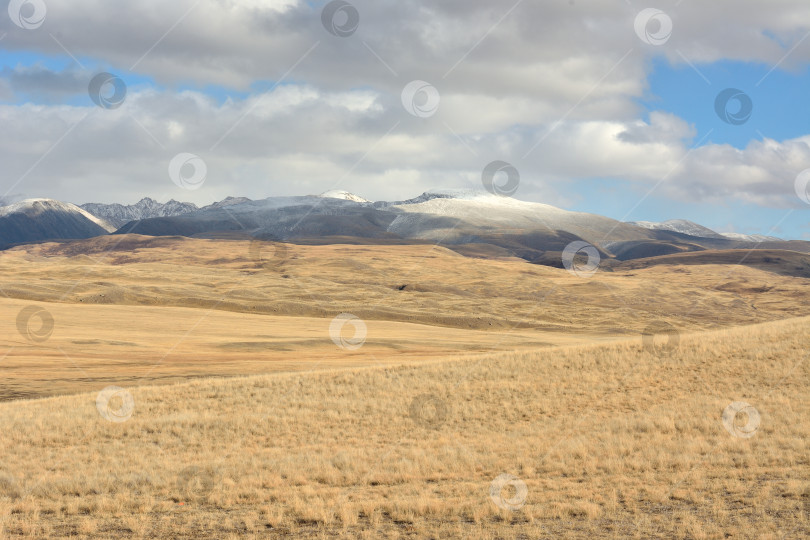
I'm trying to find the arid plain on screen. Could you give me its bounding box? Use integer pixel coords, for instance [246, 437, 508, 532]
[0, 235, 809, 537]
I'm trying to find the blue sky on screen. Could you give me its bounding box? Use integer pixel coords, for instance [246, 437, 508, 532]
[642, 58, 810, 149]
[567, 59, 810, 238]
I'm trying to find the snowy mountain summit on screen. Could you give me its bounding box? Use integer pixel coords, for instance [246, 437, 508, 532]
[81, 197, 199, 228]
[0, 198, 116, 248]
[0, 198, 115, 232]
[318, 190, 371, 203]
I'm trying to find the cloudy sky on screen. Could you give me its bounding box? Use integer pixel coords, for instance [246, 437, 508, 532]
[2, 0, 810, 238]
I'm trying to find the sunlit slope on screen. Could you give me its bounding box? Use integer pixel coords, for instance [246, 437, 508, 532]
[0, 317, 807, 538]
[2, 235, 810, 401]
[2, 235, 809, 333]
[0, 300, 576, 401]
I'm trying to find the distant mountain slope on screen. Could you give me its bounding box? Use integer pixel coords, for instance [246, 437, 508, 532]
[104, 189, 810, 264]
[386, 190, 650, 245]
[5, 191, 808, 264]
[629, 219, 782, 243]
[201, 196, 252, 210]
[114, 196, 400, 239]
[81, 197, 199, 228]
[629, 219, 726, 239]
[108, 190, 663, 264]
[719, 232, 782, 242]
[0, 199, 115, 249]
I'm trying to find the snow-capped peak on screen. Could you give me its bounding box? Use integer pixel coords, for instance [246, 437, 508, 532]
[0, 198, 116, 232]
[318, 190, 370, 203]
[81, 198, 199, 229]
[0, 198, 70, 215]
[392, 189, 564, 215]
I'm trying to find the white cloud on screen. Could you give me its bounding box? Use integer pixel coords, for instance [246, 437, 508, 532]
[1, 84, 807, 210]
[0, 0, 809, 210]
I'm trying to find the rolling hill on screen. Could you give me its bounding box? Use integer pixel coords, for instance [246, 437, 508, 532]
[1, 316, 807, 538]
[2, 234, 810, 402]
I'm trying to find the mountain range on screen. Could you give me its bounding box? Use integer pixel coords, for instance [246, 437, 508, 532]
[80, 198, 199, 228]
[0, 191, 806, 268]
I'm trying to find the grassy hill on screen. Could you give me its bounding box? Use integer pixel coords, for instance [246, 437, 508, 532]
[0, 316, 808, 538]
[3, 235, 810, 401]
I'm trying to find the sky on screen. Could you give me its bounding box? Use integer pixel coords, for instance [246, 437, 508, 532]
[1, 0, 810, 239]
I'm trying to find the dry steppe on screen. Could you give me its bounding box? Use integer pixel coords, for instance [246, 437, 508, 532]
[0, 235, 808, 538]
[0, 316, 807, 538]
[2, 235, 810, 401]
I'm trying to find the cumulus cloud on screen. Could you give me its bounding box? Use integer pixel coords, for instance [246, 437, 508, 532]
[1, 85, 807, 210]
[0, 0, 809, 209]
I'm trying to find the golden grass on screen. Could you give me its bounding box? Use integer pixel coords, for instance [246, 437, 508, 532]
[0, 316, 807, 538]
[2, 235, 810, 400]
[4, 235, 810, 335]
[0, 299, 579, 402]
[1, 235, 809, 537]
